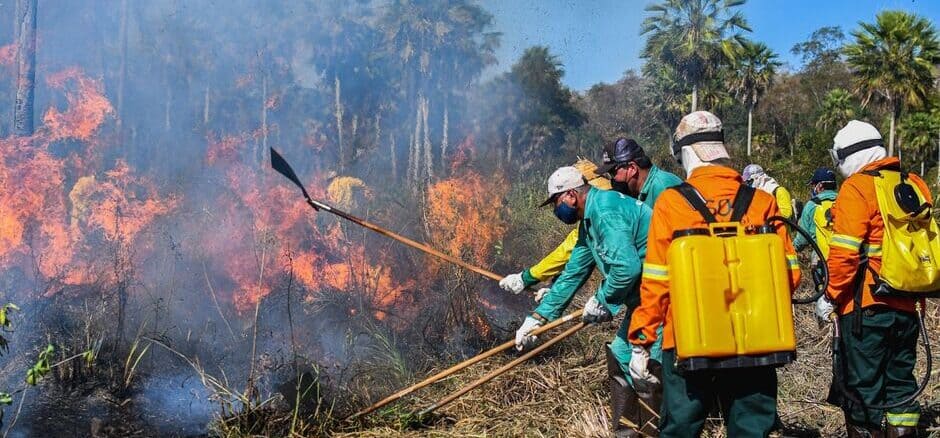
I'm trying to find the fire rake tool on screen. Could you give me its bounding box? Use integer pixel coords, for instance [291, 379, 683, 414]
[270, 148, 503, 282]
[417, 320, 587, 417]
[348, 309, 585, 420]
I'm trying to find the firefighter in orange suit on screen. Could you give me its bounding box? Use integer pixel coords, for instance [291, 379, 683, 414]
[627, 111, 801, 437]
[825, 120, 928, 438]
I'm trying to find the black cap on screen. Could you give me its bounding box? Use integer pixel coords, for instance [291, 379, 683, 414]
[809, 167, 836, 185]
[595, 137, 646, 175]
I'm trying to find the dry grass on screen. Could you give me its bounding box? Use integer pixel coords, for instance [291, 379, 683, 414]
[335, 292, 940, 437]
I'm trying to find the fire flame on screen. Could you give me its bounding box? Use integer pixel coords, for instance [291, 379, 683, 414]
[0, 68, 177, 295]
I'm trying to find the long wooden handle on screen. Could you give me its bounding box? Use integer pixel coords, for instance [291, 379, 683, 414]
[417, 321, 588, 416]
[308, 199, 503, 282]
[347, 309, 584, 420]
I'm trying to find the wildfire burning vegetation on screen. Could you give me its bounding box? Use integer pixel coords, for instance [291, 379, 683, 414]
[7, 1, 937, 437]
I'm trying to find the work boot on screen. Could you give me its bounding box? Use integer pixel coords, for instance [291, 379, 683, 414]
[634, 360, 662, 436]
[606, 344, 641, 438]
[886, 425, 917, 438]
[846, 421, 885, 438]
[610, 374, 641, 437]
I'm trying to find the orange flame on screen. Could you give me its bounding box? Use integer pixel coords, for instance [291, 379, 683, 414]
[43, 68, 114, 143]
[425, 169, 507, 278]
[0, 68, 175, 296]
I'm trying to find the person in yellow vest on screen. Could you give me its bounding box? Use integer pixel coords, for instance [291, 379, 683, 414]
[742, 164, 794, 220]
[794, 167, 838, 258]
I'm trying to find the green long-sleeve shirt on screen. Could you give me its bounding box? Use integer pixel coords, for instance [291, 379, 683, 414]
[534, 188, 651, 320]
[637, 165, 684, 206]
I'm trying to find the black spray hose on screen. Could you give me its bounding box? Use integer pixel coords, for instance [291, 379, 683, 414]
[764, 215, 827, 304]
[832, 302, 931, 410]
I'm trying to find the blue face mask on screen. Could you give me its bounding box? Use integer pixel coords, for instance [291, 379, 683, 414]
[553, 199, 579, 224]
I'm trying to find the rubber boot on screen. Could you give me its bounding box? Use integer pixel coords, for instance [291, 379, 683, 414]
[885, 425, 917, 438]
[606, 344, 640, 438]
[635, 360, 662, 437]
[846, 421, 885, 438]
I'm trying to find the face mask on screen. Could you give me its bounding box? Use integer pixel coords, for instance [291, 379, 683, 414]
[553, 199, 579, 224]
[611, 179, 632, 196]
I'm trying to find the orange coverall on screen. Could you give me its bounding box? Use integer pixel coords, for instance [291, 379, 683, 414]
[627, 165, 801, 350]
[826, 157, 929, 314]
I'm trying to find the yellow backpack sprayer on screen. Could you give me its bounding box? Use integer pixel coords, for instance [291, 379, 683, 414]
[666, 183, 827, 371]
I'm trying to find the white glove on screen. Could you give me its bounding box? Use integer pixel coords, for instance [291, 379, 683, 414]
[582, 295, 612, 323]
[815, 296, 836, 322]
[629, 345, 660, 388]
[515, 316, 542, 351]
[534, 287, 551, 303]
[499, 272, 526, 294]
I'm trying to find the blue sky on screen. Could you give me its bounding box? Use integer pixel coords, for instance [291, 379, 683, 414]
[479, 0, 940, 91]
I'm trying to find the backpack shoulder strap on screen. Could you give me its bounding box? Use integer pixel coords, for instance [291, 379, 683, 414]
[673, 183, 717, 223]
[730, 184, 756, 223]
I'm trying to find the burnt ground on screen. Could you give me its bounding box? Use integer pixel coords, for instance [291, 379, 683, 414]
[6, 370, 212, 438]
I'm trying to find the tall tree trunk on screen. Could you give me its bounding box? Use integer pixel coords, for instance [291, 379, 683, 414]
[116, 0, 128, 140]
[13, 0, 37, 137]
[506, 130, 513, 167]
[691, 83, 698, 113]
[163, 64, 171, 133]
[390, 133, 397, 181]
[204, 85, 210, 126]
[422, 97, 432, 184]
[334, 75, 344, 172]
[441, 105, 449, 176]
[411, 99, 423, 194]
[746, 104, 754, 157]
[888, 99, 898, 156]
[261, 73, 268, 167]
[407, 132, 416, 189]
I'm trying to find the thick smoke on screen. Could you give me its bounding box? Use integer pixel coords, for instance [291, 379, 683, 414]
[0, 0, 532, 434]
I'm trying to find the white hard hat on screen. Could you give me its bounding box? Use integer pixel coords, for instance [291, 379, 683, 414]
[540, 166, 585, 206]
[672, 111, 729, 163]
[832, 120, 883, 159]
[831, 120, 886, 177]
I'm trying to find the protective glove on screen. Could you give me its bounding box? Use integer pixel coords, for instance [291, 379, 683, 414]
[515, 316, 542, 351]
[499, 272, 526, 294]
[534, 287, 551, 303]
[629, 345, 660, 390]
[815, 296, 836, 322]
[582, 295, 612, 323]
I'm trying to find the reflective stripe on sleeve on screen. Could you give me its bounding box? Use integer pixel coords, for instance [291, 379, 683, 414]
[642, 263, 669, 281]
[830, 234, 864, 252]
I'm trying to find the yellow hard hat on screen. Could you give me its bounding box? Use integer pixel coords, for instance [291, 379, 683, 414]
[572, 158, 611, 190]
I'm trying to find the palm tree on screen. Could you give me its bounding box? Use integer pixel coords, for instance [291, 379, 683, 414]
[816, 88, 862, 132]
[641, 0, 750, 112]
[898, 111, 940, 174]
[729, 40, 780, 156]
[844, 10, 940, 156]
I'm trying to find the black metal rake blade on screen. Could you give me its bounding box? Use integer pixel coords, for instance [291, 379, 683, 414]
[270, 147, 311, 201]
